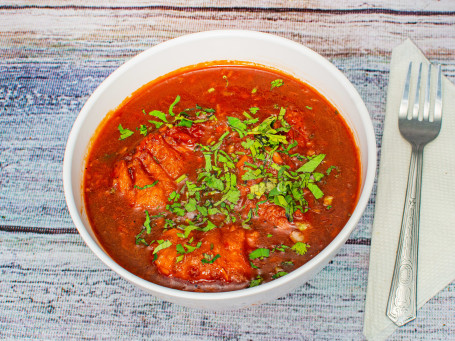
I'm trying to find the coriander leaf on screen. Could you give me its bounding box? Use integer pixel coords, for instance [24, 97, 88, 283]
[242, 168, 263, 181]
[267, 134, 288, 145]
[271, 79, 284, 89]
[184, 241, 202, 253]
[185, 198, 197, 212]
[176, 174, 187, 183]
[118, 124, 134, 140]
[201, 253, 221, 264]
[197, 205, 208, 216]
[249, 276, 263, 287]
[202, 220, 216, 232]
[208, 207, 221, 215]
[153, 240, 172, 254]
[204, 174, 224, 191]
[296, 154, 326, 173]
[176, 244, 186, 254]
[307, 182, 324, 199]
[227, 116, 247, 131]
[249, 107, 259, 114]
[134, 180, 159, 190]
[241, 139, 255, 149]
[244, 118, 259, 125]
[180, 225, 199, 238]
[312, 172, 324, 182]
[291, 242, 310, 255]
[326, 165, 337, 175]
[272, 271, 288, 279]
[144, 210, 152, 234]
[222, 188, 241, 205]
[148, 110, 168, 122]
[204, 153, 212, 171]
[177, 118, 193, 127]
[138, 124, 148, 136]
[169, 95, 180, 116]
[148, 120, 164, 128]
[306, 106, 313, 110]
[249, 248, 270, 260]
[195, 104, 216, 113]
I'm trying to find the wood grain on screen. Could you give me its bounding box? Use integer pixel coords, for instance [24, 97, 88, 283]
[1, 1, 454, 339]
[1, 6, 455, 60]
[1, 0, 455, 11]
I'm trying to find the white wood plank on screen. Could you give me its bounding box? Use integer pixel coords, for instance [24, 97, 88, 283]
[0, 232, 453, 339]
[1, 0, 455, 11]
[0, 8, 454, 61]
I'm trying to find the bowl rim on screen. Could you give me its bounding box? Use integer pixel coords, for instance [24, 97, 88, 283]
[63, 29, 376, 303]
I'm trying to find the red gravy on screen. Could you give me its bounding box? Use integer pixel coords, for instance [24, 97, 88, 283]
[84, 62, 361, 292]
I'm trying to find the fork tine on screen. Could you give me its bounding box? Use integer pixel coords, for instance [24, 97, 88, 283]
[433, 64, 443, 123]
[399, 62, 412, 120]
[422, 64, 431, 121]
[412, 63, 422, 120]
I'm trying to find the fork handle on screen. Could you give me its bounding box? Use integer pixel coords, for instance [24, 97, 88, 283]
[386, 144, 423, 326]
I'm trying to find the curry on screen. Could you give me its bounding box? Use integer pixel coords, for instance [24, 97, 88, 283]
[83, 62, 360, 292]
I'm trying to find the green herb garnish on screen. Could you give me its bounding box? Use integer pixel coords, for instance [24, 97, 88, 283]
[169, 95, 180, 116]
[201, 253, 221, 264]
[134, 180, 159, 190]
[118, 124, 134, 140]
[153, 240, 172, 254]
[249, 276, 263, 287]
[271, 79, 284, 89]
[148, 110, 168, 122]
[291, 242, 310, 255]
[249, 248, 270, 260]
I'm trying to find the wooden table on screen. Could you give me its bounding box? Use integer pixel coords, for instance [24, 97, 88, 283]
[1, 1, 454, 339]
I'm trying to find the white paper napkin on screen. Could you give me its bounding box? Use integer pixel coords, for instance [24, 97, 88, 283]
[363, 39, 455, 340]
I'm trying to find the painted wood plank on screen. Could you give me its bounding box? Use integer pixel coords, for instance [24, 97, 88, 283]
[1, 8, 454, 61]
[0, 231, 453, 339]
[1, 0, 455, 11]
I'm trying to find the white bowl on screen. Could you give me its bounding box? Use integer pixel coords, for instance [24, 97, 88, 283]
[63, 30, 376, 310]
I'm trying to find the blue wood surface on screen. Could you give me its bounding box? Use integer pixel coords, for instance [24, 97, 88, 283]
[1, 2, 454, 339]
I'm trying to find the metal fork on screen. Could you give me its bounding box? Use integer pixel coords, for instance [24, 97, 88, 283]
[386, 62, 443, 326]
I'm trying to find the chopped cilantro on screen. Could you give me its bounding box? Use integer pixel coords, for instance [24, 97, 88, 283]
[272, 271, 288, 279]
[138, 124, 148, 136]
[143, 210, 152, 234]
[148, 110, 168, 122]
[326, 166, 337, 175]
[296, 154, 326, 173]
[134, 180, 158, 190]
[271, 79, 284, 89]
[249, 276, 263, 287]
[249, 107, 259, 114]
[201, 253, 221, 264]
[148, 120, 164, 128]
[153, 240, 172, 254]
[307, 182, 324, 199]
[118, 124, 134, 140]
[291, 242, 310, 255]
[169, 95, 180, 116]
[249, 248, 270, 260]
[177, 118, 193, 127]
